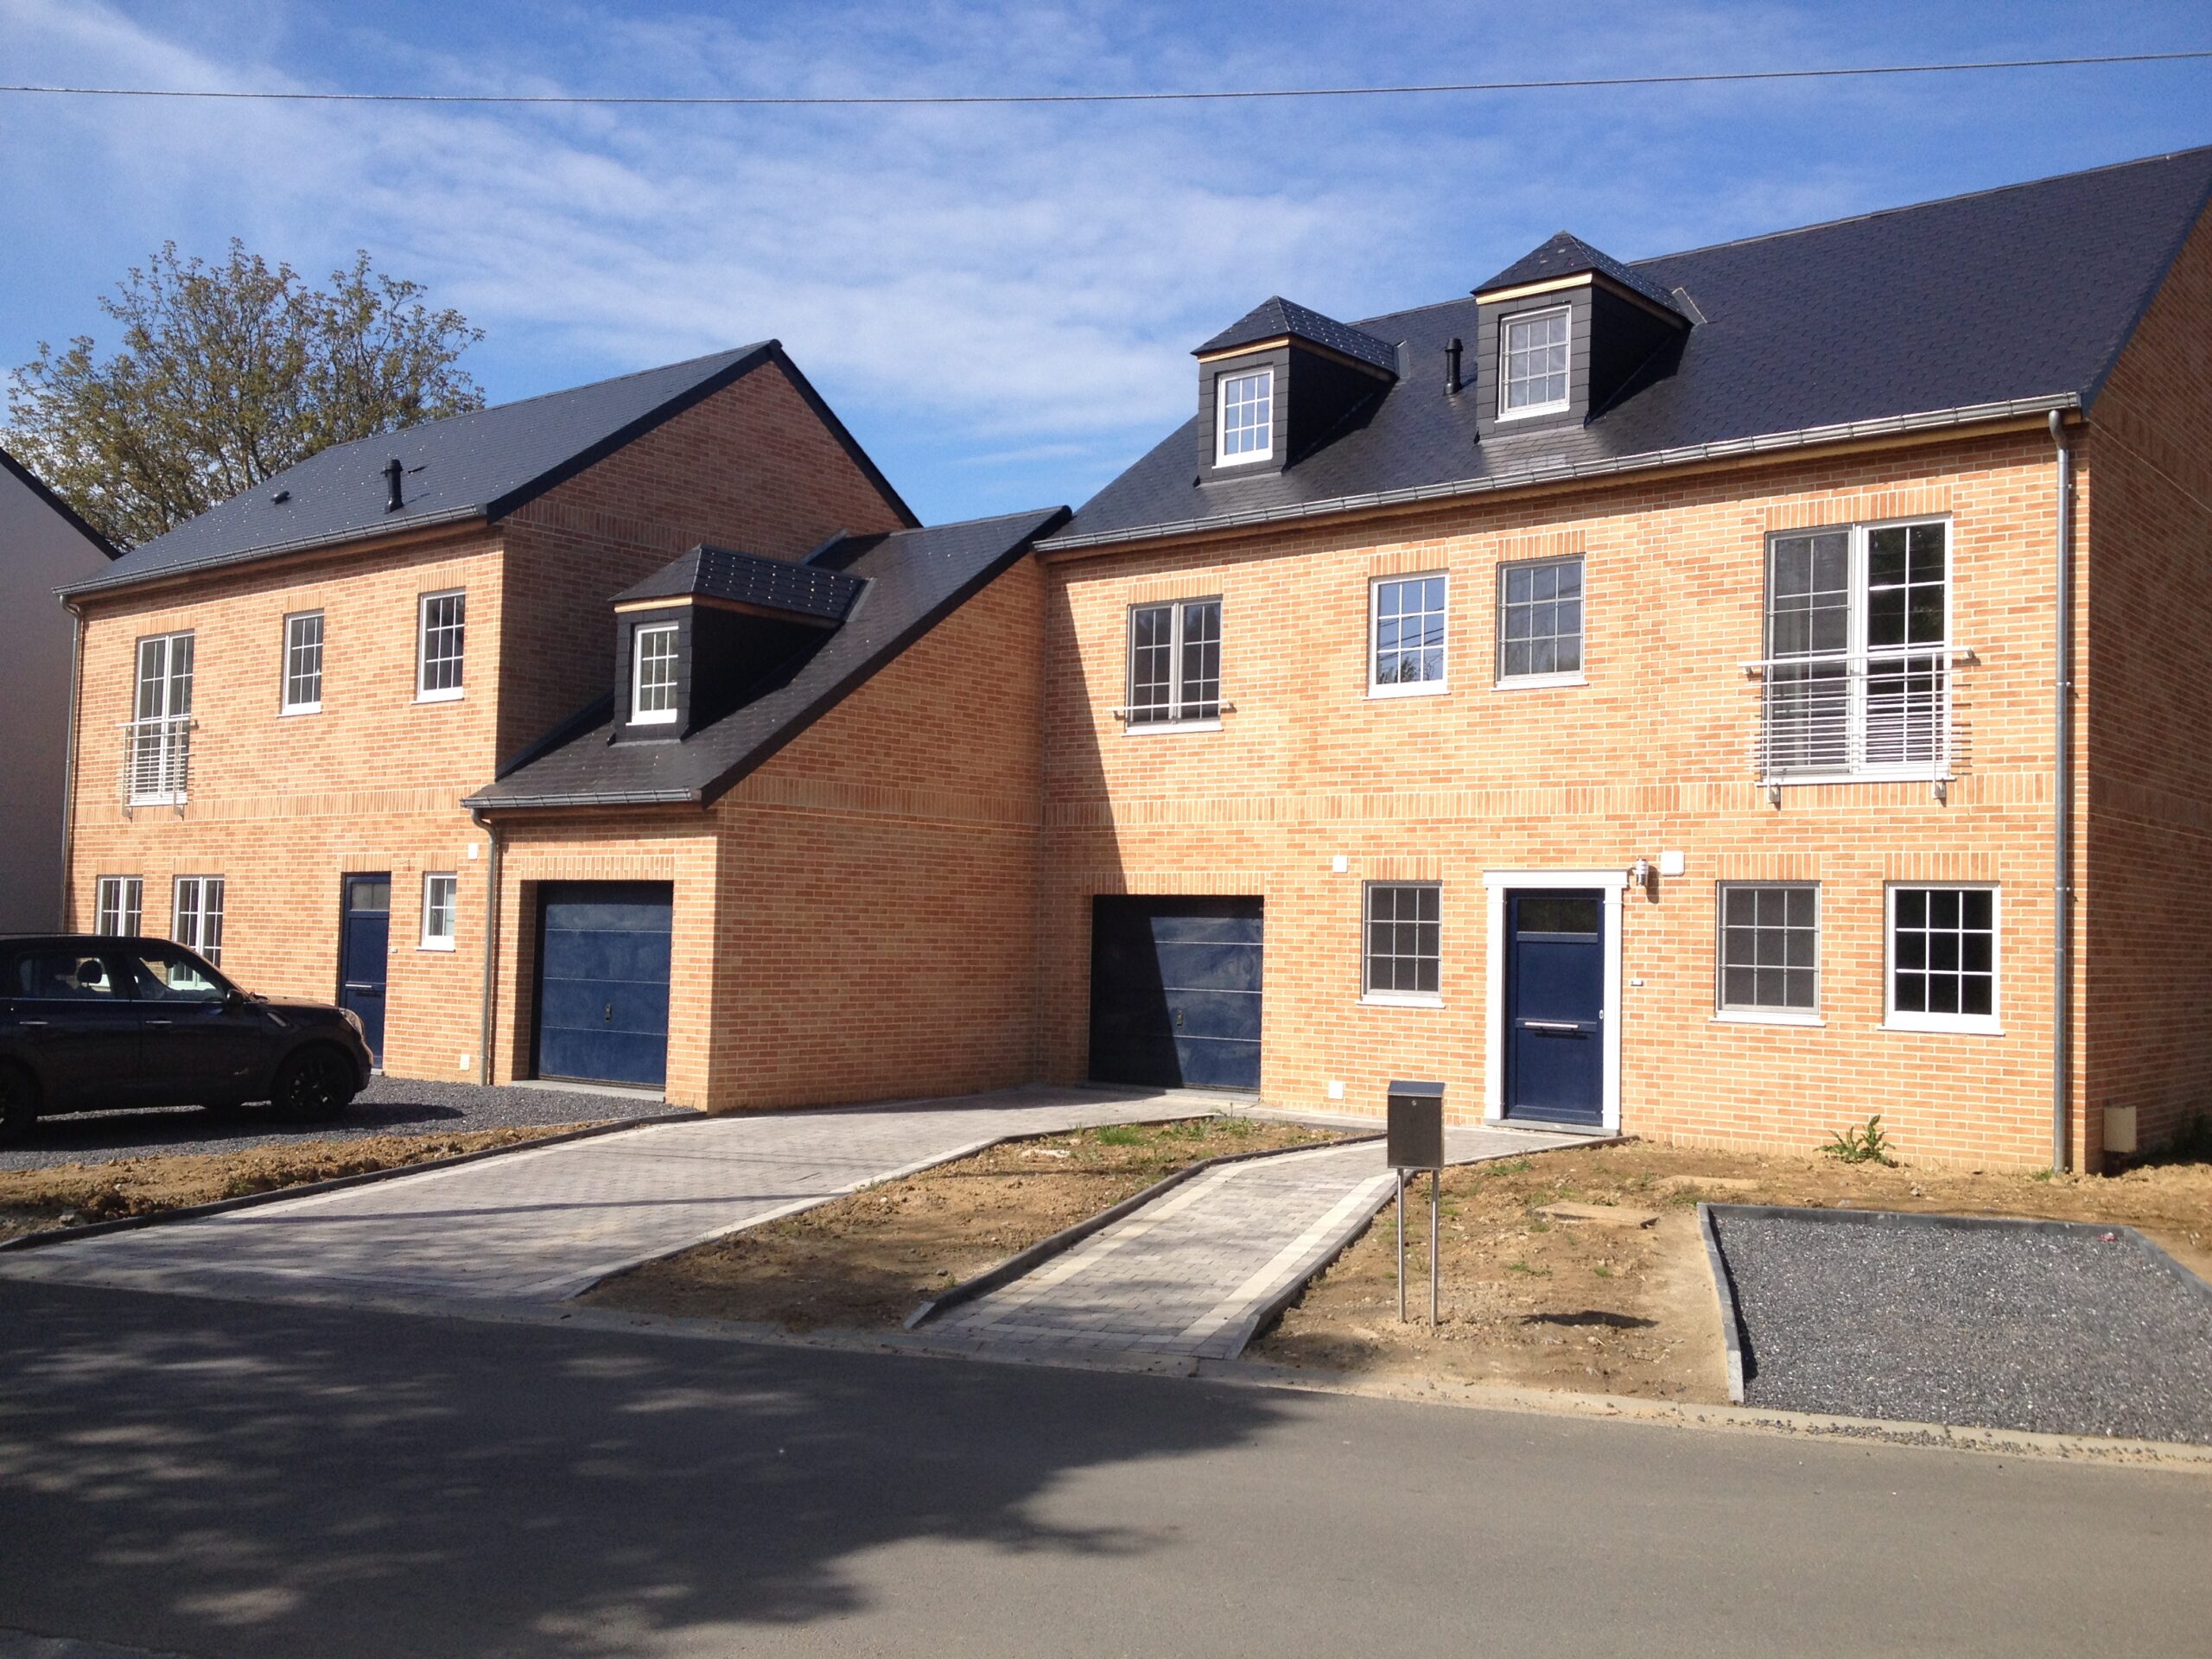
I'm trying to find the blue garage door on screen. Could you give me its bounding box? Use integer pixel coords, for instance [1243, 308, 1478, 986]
[534, 882, 672, 1088]
[1088, 897, 1262, 1092]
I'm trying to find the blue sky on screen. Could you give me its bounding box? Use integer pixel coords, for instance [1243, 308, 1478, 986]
[3, 1, 2209, 524]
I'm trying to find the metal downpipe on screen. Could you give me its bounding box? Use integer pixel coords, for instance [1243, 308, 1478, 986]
[2049, 410, 2075, 1173]
[472, 809, 503, 1087]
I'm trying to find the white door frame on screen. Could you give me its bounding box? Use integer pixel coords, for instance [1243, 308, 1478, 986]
[1484, 868, 1629, 1133]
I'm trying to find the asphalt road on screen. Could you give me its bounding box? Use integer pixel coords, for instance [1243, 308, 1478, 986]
[0, 1281, 2205, 1659]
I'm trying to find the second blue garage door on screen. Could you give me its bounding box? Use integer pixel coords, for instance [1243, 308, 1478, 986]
[1087, 897, 1262, 1092]
[533, 881, 673, 1089]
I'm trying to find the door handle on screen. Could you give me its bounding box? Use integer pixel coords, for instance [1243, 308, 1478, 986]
[144, 1018, 174, 1027]
[343, 982, 378, 994]
[18, 1020, 48, 1028]
[1522, 1020, 1583, 1032]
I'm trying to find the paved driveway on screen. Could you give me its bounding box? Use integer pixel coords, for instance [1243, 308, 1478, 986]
[0, 1085, 1224, 1303]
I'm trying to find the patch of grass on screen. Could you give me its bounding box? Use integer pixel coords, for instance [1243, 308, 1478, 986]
[1505, 1260, 1552, 1278]
[1093, 1124, 1147, 1147]
[1821, 1115, 1897, 1166]
[1592, 1264, 1613, 1279]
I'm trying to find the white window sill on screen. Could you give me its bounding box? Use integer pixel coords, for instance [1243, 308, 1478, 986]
[1882, 1016, 2004, 1037]
[280, 703, 321, 717]
[1124, 719, 1222, 735]
[419, 939, 456, 953]
[1361, 992, 1445, 1009]
[129, 795, 187, 809]
[1497, 403, 1570, 423]
[1367, 682, 1449, 701]
[629, 715, 679, 728]
[416, 687, 464, 704]
[1494, 673, 1587, 692]
[1766, 770, 1946, 787]
[1711, 1010, 1826, 1028]
[1212, 450, 1272, 468]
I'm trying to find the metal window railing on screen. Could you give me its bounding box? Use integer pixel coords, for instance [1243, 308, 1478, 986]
[1745, 646, 1973, 783]
[121, 715, 194, 807]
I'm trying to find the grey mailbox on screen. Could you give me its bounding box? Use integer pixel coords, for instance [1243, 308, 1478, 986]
[1387, 1080, 1446, 1170]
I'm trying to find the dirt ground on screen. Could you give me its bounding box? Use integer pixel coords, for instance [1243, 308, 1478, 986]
[586, 1116, 1345, 1330]
[0, 1125, 591, 1243]
[1255, 1141, 2212, 1403]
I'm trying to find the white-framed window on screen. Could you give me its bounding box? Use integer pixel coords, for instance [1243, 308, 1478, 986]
[1125, 599, 1223, 728]
[1716, 883, 1820, 1018]
[416, 590, 466, 701]
[1498, 307, 1571, 416]
[1886, 884, 1999, 1033]
[1214, 367, 1273, 466]
[420, 873, 458, 950]
[1370, 575, 1448, 695]
[1497, 556, 1585, 683]
[1761, 518, 1951, 779]
[1363, 882, 1442, 1003]
[282, 610, 324, 714]
[95, 876, 143, 936]
[128, 631, 194, 805]
[173, 875, 226, 967]
[630, 622, 680, 725]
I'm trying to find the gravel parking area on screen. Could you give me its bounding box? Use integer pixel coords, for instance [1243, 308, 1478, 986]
[1712, 1207, 2212, 1445]
[0, 1077, 677, 1172]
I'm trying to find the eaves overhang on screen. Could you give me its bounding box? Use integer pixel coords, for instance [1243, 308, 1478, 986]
[1038, 393, 2082, 556]
[464, 786, 703, 811]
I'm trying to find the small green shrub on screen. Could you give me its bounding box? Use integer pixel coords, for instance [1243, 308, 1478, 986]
[1821, 1116, 1897, 1166]
[1094, 1124, 1147, 1147]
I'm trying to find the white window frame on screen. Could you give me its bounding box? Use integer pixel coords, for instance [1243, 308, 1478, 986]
[282, 609, 324, 715]
[1495, 554, 1587, 689]
[1884, 882, 2001, 1034]
[1123, 598, 1224, 733]
[173, 875, 226, 967]
[416, 589, 466, 702]
[420, 873, 458, 951]
[95, 876, 143, 936]
[1369, 574, 1450, 698]
[1361, 881, 1444, 1007]
[1214, 367, 1274, 467]
[629, 622, 680, 726]
[1713, 881, 1824, 1027]
[129, 631, 194, 807]
[1497, 305, 1572, 419]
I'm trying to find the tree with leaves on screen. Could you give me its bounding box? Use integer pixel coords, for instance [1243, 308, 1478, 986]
[5, 240, 486, 548]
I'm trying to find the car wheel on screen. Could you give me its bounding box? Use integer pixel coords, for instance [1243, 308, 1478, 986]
[272, 1046, 358, 1124]
[0, 1064, 38, 1147]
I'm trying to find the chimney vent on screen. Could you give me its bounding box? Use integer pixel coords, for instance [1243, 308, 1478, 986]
[384, 456, 404, 512]
[1444, 337, 1463, 396]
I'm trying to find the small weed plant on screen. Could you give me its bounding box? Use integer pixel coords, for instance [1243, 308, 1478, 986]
[1821, 1116, 1897, 1166]
[1094, 1124, 1147, 1147]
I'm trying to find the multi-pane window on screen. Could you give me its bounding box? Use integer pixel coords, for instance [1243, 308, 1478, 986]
[1763, 520, 1950, 777]
[173, 875, 226, 967]
[1126, 600, 1223, 727]
[1216, 368, 1272, 464]
[1497, 556, 1584, 682]
[283, 611, 324, 713]
[1372, 575, 1447, 692]
[421, 873, 458, 950]
[1499, 308, 1571, 416]
[130, 631, 194, 805]
[417, 590, 466, 700]
[1889, 886, 1998, 1029]
[1364, 882, 1441, 1000]
[95, 876, 143, 935]
[1717, 884, 1820, 1014]
[631, 623, 679, 724]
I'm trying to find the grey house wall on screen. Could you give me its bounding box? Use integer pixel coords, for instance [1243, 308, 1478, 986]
[0, 455, 115, 931]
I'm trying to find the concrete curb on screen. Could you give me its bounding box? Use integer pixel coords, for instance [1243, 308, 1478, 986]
[900, 1132, 1382, 1330]
[0, 1110, 702, 1254]
[1697, 1202, 1749, 1402]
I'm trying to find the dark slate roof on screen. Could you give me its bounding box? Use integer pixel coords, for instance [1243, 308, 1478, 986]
[1475, 230, 1686, 315]
[1196, 296, 1400, 374]
[614, 543, 865, 622]
[0, 445, 119, 559]
[468, 507, 1069, 810]
[61, 344, 916, 594]
[1050, 147, 2212, 552]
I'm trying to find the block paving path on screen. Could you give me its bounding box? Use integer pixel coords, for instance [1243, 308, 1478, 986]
[0, 1086, 1217, 1305]
[923, 1123, 1590, 1361]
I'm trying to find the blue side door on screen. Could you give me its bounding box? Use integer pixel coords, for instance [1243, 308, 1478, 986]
[1087, 897, 1262, 1092]
[1503, 890, 1604, 1127]
[534, 882, 672, 1089]
[338, 874, 391, 1067]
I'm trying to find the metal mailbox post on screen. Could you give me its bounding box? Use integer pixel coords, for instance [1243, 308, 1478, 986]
[1387, 1081, 1445, 1325]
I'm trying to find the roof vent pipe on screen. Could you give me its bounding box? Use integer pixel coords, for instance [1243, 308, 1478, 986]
[384, 456, 404, 512]
[1444, 337, 1463, 396]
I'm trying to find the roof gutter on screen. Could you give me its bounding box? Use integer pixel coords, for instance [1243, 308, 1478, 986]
[56, 505, 490, 600]
[1038, 393, 2082, 555]
[465, 787, 702, 810]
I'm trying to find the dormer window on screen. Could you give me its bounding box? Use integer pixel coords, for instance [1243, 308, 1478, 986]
[1499, 308, 1571, 417]
[630, 622, 679, 725]
[1215, 368, 1274, 465]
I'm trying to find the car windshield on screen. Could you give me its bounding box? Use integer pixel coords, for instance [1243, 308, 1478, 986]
[119, 949, 229, 1003]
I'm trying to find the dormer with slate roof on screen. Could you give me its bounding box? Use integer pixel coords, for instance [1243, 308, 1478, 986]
[1471, 232, 1691, 441]
[1193, 297, 1398, 480]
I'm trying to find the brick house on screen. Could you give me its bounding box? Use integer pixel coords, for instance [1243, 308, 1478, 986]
[59, 148, 2212, 1170]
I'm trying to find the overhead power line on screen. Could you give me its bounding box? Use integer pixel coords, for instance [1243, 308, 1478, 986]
[2, 49, 2209, 108]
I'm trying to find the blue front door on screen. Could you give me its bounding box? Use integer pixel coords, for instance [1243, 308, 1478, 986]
[338, 874, 391, 1066]
[1088, 897, 1263, 1091]
[1503, 890, 1604, 1127]
[534, 882, 672, 1089]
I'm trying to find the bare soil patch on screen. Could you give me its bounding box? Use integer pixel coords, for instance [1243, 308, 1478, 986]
[585, 1116, 1345, 1330]
[0, 1125, 591, 1243]
[1255, 1141, 2212, 1404]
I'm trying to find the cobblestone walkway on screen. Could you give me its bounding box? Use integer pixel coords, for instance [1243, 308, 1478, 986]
[923, 1124, 1590, 1361]
[0, 1087, 1218, 1305]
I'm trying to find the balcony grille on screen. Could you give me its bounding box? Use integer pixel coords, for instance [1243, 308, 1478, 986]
[121, 715, 194, 808]
[1746, 647, 1971, 783]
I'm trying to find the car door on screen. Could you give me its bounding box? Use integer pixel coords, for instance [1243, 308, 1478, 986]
[2, 948, 146, 1110]
[120, 944, 270, 1106]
